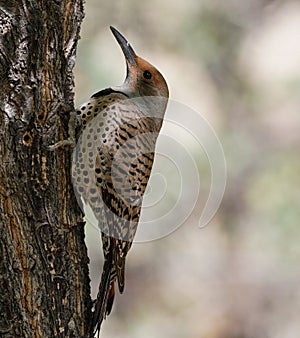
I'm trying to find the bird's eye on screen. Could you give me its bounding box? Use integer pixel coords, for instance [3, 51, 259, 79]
[143, 70, 152, 80]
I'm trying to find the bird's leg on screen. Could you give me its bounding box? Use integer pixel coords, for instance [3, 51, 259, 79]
[49, 111, 77, 150]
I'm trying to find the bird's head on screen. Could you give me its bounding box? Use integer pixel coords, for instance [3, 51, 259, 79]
[110, 26, 169, 100]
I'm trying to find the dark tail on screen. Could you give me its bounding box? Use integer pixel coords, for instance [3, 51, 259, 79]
[90, 255, 115, 337]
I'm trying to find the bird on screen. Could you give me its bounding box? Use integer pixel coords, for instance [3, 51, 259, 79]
[71, 26, 169, 336]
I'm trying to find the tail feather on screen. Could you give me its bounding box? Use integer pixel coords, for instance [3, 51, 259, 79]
[106, 282, 115, 316]
[115, 255, 126, 293]
[90, 242, 127, 336]
[91, 256, 113, 337]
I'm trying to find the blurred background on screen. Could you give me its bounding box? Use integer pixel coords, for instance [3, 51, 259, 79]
[74, 1, 300, 337]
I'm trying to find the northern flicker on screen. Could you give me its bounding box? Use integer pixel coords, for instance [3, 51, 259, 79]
[72, 27, 168, 336]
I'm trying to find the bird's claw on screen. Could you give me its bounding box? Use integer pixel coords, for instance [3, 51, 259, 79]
[49, 138, 75, 150]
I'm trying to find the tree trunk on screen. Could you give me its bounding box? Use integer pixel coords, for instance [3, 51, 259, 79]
[0, 1, 91, 337]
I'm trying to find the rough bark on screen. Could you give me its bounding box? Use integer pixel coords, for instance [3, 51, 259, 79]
[0, 1, 91, 337]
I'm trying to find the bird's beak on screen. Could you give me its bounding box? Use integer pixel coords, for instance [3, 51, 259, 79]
[110, 26, 137, 67]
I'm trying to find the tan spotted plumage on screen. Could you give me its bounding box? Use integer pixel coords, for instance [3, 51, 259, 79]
[72, 27, 168, 336]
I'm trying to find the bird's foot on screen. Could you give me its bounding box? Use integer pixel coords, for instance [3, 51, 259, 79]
[49, 138, 75, 150]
